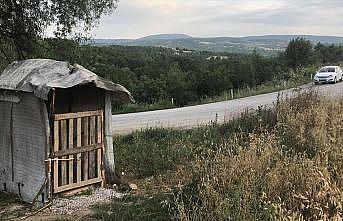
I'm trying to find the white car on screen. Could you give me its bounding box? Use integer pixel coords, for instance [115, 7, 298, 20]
[314, 66, 343, 84]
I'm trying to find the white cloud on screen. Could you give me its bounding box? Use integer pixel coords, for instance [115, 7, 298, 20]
[87, 0, 343, 38]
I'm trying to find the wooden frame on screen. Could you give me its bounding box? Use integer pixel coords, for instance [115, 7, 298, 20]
[53, 144, 102, 157]
[53, 110, 103, 121]
[51, 110, 104, 194]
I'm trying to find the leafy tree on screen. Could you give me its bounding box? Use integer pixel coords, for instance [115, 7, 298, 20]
[135, 76, 167, 104]
[0, 0, 118, 61]
[39, 38, 81, 62]
[314, 43, 343, 64]
[284, 37, 313, 69]
[166, 63, 195, 106]
[200, 60, 233, 96]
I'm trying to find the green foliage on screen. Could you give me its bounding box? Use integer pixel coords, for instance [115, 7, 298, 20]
[284, 37, 314, 68]
[166, 63, 195, 106]
[113, 100, 176, 114]
[39, 38, 342, 111]
[41, 40, 294, 107]
[0, 0, 117, 60]
[1, 36, 342, 112]
[314, 42, 343, 64]
[91, 194, 171, 221]
[114, 128, 192, 178]
[114, 79, 309, 114]
[113, 106, 276, 179]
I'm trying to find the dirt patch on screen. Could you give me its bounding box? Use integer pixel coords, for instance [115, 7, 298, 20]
[0, 188, 124, 220]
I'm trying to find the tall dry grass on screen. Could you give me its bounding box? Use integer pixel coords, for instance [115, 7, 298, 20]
[112, 89, 342, 220]
[173, 90, 343, 221]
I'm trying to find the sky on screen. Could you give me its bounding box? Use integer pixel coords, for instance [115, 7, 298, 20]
[89, 0, 343, 39]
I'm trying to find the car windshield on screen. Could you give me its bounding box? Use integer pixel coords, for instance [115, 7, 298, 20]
[319, 67, 335, 73]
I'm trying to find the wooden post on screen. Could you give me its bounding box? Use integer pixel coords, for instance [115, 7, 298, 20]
[82, 117, 89, 180]
[53, 121, 59, 190]
[60, 120, 68, 185]
[89, 116, 96, 178]
[68, 119, 74, 184]
[51, 89, 56, 115]
[97, 115, 103, 186]
[76, 118, 82, 182]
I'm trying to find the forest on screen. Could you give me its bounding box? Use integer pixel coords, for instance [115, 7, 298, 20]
[1, 38, 343, 108]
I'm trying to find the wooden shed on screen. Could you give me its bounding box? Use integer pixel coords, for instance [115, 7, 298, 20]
[0, 59, 133, 204]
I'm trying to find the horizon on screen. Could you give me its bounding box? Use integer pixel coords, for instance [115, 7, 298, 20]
[94, 33, 343, 40]
[80, 0, 343, 39]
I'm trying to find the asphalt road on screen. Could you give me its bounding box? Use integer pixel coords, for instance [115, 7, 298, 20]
[112, 82, 343, 135]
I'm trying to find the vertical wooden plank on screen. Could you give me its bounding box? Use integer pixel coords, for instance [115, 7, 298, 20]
[97, 115, 102, 179]
[89, 116, 96, 178]
[100, 111, 105, 186]
[82, 117, 89, 180]
[53, 121, 59, 191]
[68, 119, 74, 184]
[60, 120, 68, 186]
[77, 118, 82, 183]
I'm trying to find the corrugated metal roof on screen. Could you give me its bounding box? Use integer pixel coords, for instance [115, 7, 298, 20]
[0, 59, 134, 102]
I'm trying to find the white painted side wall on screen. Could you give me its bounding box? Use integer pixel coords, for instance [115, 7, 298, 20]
[0, 92, 46, 203]
[0, 101, 12, 193]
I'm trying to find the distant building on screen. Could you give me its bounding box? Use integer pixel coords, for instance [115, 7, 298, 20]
[206, 56, 229, 61]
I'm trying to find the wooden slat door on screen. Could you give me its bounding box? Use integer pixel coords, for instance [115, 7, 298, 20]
[51, 110, 104, 193]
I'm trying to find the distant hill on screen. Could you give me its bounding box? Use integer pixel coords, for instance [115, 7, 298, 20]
[90, 34, 343, 55]
[242, 35, 343, 44]
[137, 34, 192, 41]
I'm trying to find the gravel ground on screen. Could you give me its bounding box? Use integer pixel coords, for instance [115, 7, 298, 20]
[48, 188, 124, 215]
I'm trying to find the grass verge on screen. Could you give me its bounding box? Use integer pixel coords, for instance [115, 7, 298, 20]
[94, 89, 343, 220]
[91, 194, 171, 221]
